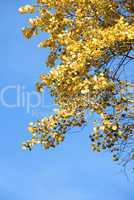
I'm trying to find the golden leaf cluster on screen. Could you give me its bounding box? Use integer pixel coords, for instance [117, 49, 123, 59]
[19, 0, 134, 165]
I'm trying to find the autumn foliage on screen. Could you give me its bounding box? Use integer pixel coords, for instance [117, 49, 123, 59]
[19, 0, 134, 166]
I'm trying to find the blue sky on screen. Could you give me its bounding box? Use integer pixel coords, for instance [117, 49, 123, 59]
[0, 1, 134, 200]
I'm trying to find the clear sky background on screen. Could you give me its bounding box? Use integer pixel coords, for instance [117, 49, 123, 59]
[0, 1, 134, 200]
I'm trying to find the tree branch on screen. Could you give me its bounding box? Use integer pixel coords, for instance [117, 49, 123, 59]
[125, 55, 134, 59]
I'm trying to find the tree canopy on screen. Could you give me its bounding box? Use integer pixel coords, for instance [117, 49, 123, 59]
[19, 0, 134, 167]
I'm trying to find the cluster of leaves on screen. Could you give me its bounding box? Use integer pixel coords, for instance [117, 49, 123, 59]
[19, 0, 134, 166]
